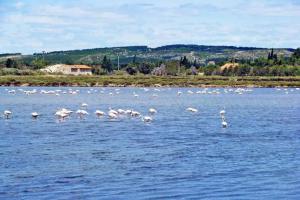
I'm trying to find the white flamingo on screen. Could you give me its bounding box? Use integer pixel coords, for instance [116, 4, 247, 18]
[186, 107, 198, 113]
[31, 112, 39, 119]
[220, 110, 228, 128]
[108, 111, 118, 119]
[81, 103, 88, 108]
[95, 110, 105, 117]
[131, 110, 141, 117]
[220, 110, 226, 116]
[149, 108, 157, 115]
[55, 110, 66, 119]
[76, 110, 89, 118]
[3, 110, 12, 119]
[55, 108, 72, 120]
[142, 116, 153, 123]
[117, 109, 126, 115]
[62, 108, 73, 115]
[222, 120, 228, 128]
[125, 109, 132, 115]
[108, 108, 118, 115]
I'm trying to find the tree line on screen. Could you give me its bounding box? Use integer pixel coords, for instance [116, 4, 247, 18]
[1, 48, 300, 76]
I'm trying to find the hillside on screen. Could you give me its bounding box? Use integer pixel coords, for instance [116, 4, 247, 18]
[4, 45, 294, 66]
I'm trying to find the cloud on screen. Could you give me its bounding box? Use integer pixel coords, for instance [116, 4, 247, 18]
[236, 1, 300, 17]
[0, 0, 299, 54]
[14, 1, 25, 9]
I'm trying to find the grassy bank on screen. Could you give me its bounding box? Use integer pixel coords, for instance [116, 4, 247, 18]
[0, 75, 300, 87]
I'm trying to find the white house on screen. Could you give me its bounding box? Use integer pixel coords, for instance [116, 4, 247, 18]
[41, 64, 92, 75]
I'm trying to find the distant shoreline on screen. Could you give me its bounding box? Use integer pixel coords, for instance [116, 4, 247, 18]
[0, 75, 299, 87]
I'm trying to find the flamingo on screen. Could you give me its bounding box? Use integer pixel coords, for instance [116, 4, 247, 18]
[149, 108, 157, 115]
[108, 108, 118, 115]
[108, 112, 118, 119]
[125, 109, 132, 115]
[8, 90, 16, 94]
[3, 110, 12, 119]
[31, 112, 39, 119]
[186, 107, 198, 113]
[142, 116, 153, 123]
[57, 112, 69, 120]
[131, 110, 141, 117]
[61, 108, 73, 115]
[220, 110, 226, 116]
[220, 110, 228, 128]
[95, 110, 105, 117]
[81, 103, 88, 108]
[117, 109, 126, 115]
[222, 121, 228, 128]
[76, 110, 89, 118]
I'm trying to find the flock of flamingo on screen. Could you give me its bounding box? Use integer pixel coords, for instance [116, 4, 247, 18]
[53, 105, 157, 123]
[2, 87, 299, 128]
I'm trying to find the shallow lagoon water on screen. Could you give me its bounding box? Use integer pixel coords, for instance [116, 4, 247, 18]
[0, 87, 300, 199]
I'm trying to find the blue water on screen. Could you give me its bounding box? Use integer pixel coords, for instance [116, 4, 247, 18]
[0, 87, 300, 199]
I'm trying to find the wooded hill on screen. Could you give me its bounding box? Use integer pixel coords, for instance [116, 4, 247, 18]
[1, 44, 295, 66]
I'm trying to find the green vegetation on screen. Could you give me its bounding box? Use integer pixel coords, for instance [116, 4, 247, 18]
[31, 58, 49, 69]
[0, 45, 297, 70]
[0, 45, 299, 87]
[0, 68, 45, 76]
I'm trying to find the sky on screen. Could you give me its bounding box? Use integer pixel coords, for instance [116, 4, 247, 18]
[0, 0, 299, 54]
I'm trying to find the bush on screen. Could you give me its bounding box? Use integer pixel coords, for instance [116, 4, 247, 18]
[92, 66, 107, 75]
[126, 67, 137, 75]
[138, 63, 151, 74]
[114, 70, 127, 76]
[0, 68, 45, 76]
[0, 68, 18, 75]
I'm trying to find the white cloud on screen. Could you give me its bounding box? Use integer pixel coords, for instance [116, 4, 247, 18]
[14, 1, 25, 9]
[0, 0, 299, 53]
[235, 1, 300, 17]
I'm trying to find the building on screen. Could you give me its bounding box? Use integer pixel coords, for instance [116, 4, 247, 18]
[220, 63, 239, 71]
[41, 64, 92, 75]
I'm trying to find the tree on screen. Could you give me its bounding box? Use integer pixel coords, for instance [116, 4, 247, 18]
[101, 56, 113, 73]
[180, 56, 190, 68]
[292, 48, 300, 59]
[267, 48, 278, 62]
[203, 65, 218, 76]
[164, 61, 180, 76]
[65, 59, 75, 65]
[126, 67, 137, 75]
[31, 58, 48, 69]
[237, 65, 250, 76]
[5, 59, 14, 68]
[92, 65, 105, 75]
[270, 48, 274, 59]
[138, 63, 151, 74]
[132, 55, 137, 64]
[273, 53, 278, 62]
